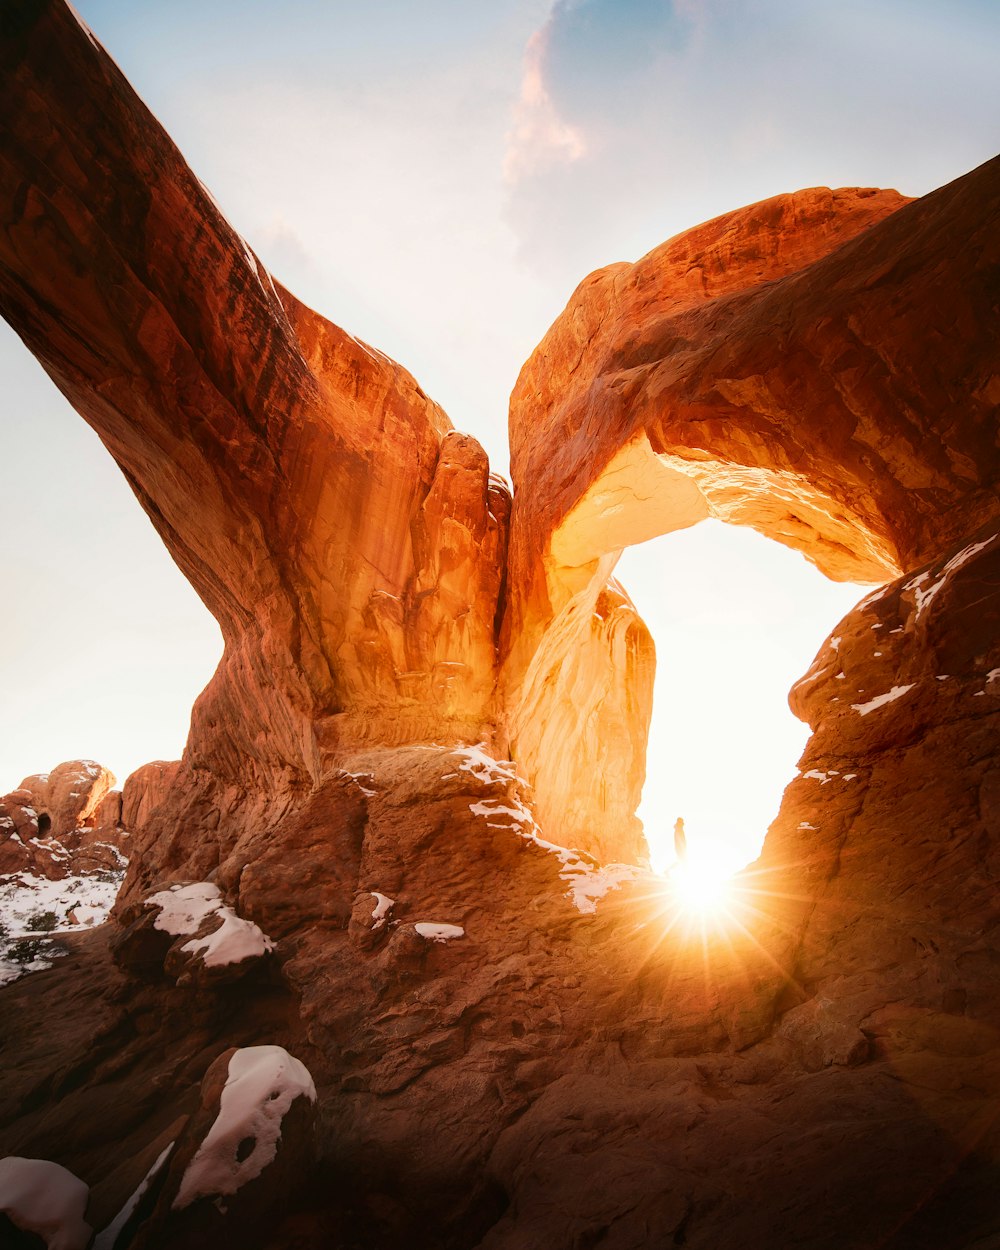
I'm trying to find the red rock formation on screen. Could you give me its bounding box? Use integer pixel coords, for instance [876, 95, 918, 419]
[0, 760, 124, 878]
[1, 4, 1000, 1249]
[504, 163, 1000, 858]
[0, 0, 508, 894]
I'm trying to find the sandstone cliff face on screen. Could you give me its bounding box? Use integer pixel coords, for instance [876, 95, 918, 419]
[504, 163, 1000, 858]
[0, 0, 508, 892]
[2, 4, 1000, 1248]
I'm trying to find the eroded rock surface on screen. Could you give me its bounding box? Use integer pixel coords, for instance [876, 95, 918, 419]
[0, 0, 509, 891]
[504, 160, 1000, 857]
[1, 4, 1000, 1249]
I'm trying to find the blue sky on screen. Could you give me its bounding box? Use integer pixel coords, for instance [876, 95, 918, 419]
[2, 0, 997, 867]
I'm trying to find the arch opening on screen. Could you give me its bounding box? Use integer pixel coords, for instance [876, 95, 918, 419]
[617, 520, 868, 876]
[36, 812, 52, 836]
[505, 433, 898, 867]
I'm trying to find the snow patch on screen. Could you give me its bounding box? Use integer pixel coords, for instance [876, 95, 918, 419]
[468, 797, 643, 914]
[369, 892, 394, 930]
[1, 859, 128, 986]
[146, 883, 274, 968]
[173, 1046, 316, 1210]
[182, 910, 274, 968]
[342, 771, 377, 797]
[147, 882, 222, 936]
[0, 1156, 91, 1250]
[443, 744, 523, 788]
[414, 922, 465, 943]
[93, 1143, 174, 1250]
[905, 536, 997, 620]
[852, 684, 915, 716]
[855, 583, 892, 612]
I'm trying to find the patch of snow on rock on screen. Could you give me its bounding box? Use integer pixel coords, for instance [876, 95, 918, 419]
[414, 922, 465, 942]
[181, 909, 274, 968]
[147, 882, 222, 935]
[0, 1156, 92, 1250]
[370, 892, 394, 930]
[802, 769, 838, 784]
[852, 684, 916, 716]
[173, 1046, 316, 1210]
[905, 536, 997, 620]
[146, 883, 274, 968]
[93, 1143, 174, 1250]
[443, 744, 522, 787]
[469, 797, 644, 915]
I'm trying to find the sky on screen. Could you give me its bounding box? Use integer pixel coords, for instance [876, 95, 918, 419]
[2, 0, 998, 871]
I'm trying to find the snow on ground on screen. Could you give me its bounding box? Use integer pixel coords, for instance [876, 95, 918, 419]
[0, 851, 128, 987]
[0, 1156, 92, 1250]
[145, 882, 274, 968]
[173, 1046, 316, 1210]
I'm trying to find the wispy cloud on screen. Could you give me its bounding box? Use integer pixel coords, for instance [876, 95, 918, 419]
[503, 0, 1000, 288]
[503, 17, 586, 184]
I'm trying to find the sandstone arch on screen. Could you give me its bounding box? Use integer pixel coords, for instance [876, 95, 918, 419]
[503, 173, 1000, 861]
[4, 7, 1000, 1247]
[0, 0, 509, 887]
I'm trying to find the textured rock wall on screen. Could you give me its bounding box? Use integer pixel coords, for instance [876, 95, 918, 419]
[504, 161, 1000, 858]
[0, 0, 508, 889]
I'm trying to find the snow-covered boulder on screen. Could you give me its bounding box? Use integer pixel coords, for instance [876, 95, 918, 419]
[135, 1046, 317, 1249]
[0, 1156, 91, 1250]
[111, 882, 274, 986]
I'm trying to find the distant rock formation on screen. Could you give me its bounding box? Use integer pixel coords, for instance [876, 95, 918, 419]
[1, 4, 999, 1248]
[0, 759, 129, 987]
[0, 760, 123, 879]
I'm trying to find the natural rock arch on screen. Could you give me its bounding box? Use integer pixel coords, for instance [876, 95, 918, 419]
[501, 179, 1000, 860]
[3, 7, 1000, 1248]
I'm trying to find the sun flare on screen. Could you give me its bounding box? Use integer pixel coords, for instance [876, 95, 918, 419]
[671, 860, 735, 921]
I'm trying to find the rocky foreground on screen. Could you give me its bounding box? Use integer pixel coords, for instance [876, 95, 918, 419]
[1, 2, 1000, 1248]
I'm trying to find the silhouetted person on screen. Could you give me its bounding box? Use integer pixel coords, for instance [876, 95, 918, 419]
[674, 816, 687, 863]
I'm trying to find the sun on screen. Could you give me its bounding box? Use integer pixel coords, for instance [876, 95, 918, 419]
[670, 859, 735, 922]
